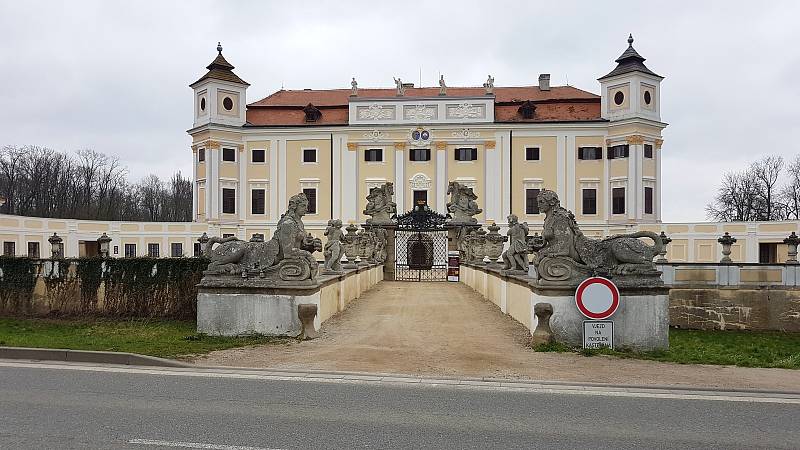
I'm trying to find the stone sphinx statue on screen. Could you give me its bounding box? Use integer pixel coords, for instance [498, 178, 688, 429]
[501, 214, 530, 272]
[446, 181, 482, 224]
[203, 193, 323, 282]
[363, 182, 397, 225]
[323, 219, 344, 274]
[531, 189, 663, 286]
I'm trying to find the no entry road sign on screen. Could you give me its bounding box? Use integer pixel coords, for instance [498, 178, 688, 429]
[575, 277, 620, 320]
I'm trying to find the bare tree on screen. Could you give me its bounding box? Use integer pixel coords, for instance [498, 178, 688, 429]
[752, 155, 784, 220]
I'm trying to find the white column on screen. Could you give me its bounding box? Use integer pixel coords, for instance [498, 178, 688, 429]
[342, 142, 357, 223]
[436, 145, 447, 214]
[238, 146, 246, 223]
[209, 147, 219, 220]
[486, 133, 503, 222]
[269, 138, 279, 222]
[556, 135, 566, 200]
[627, 144, 638, 221]
[332, 134, 343, 219]
[565, 134, 576, 212]
[395, 147, 405, 213]
[277, 139, 287, 214]
[192, 149, 197, 221]
[655, 144, 662, 221]
[501, 131, 511, 220]
[603, 143, 610, 223]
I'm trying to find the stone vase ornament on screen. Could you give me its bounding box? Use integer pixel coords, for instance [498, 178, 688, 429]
[357, 229, 375, 265]
[484, 222, 507, 266]
[656, 231, 671, 263]
[784, 232, 800, 264]
[297, 304, 319, 340]
[530, 303, 554, 347]
[470, 227, 488, 264]
[342, 224, 360, 268]
[718, 232, 737, 264]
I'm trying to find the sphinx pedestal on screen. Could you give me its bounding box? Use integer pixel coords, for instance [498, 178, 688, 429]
[530, 283, 670, 351]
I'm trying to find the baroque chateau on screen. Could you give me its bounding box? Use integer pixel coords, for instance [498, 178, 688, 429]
[1, 36, 798, 263]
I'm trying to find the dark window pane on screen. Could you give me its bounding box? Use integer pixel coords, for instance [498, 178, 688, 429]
[124, 244, 136, 258]
[303, 149, 317, 163]
[171, 243, 183, 257]
[222, 234, 234, 238]
[644, 187, 653, 214]
[27, 242, 40, 258]
[252, 149, 265, 163]
[582, 189, 597, 215]
[198, 148, 205, 162]
[223, 97, 234, 110]
[251, 189, 265, 215]
[759, 243, 778, 264]
[3, 242, 15, 256]
[525, 189, 540, 215]
[413, 190, 427, 206]
[455, 148, 477, 161]
[612, 187, 626, 214]
[578, 147, 602, 160]
[303, 188, 317, 214]
[222, 188, 236, 214]
[147, 243, 159, 258]
[365, 148, 382, 162]
[608, 145, 629, 159]
[644, 144, 653, 158]
[526, 147, 540, 161]
[410, 149, 430, 161]
[222, 148, 236, 162]
[193, 243, 202, 257]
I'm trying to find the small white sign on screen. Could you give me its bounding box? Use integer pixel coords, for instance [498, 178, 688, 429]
[583, 321, 613, 349]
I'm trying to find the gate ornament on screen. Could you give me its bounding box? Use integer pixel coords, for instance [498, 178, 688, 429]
[323, 219, 344, 274]
[363, 182, 397, 225]
[357, 228, 376, 264]
[202, 192, 323, 282]
[531, 189, 663, 287]
[342, 223, 360, 268]
[446, 181, 482, 224]
[501, 214, 530, 273]
[396, 203, 449, 230]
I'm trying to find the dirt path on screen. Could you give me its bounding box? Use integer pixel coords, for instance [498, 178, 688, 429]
[194, 281, 800, 391]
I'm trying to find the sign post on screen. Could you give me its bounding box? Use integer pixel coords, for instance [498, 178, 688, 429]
[575, 277, 620, 349]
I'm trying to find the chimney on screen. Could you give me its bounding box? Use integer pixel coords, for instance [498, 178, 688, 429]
[538, 74, 551, 91]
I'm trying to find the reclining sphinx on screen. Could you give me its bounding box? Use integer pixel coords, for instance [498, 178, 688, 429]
[202, 193, 323, 282]
[525, 189, 664, 287]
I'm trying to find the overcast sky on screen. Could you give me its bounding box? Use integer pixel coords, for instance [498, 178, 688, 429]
[2, 1, 799, 222]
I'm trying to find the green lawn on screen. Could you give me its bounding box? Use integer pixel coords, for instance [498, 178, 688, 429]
[0, 318, 289, 358]
[535, 328, 800, 369]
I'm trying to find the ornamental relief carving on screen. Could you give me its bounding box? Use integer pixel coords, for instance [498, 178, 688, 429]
[451, 128, 481, 140]
[409, 173, 432, 190]
[403, 104, 437, 121]
[363, 130, 387, 141]
[358, 103, 395, 120]
[447, 103, 484, 119]
[627, 135, 644, 145]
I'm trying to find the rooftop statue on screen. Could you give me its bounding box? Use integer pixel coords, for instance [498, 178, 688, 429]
[363, 182, 397, 225]
[203, 193, 323, 282]
[483, 74, 494, 94]
[531, 189, 663, 286]
[439, 75, 447, 96]
[393, 77, 406, 96]
[350, 77, 358, 96]
[446, 181, 482, 224]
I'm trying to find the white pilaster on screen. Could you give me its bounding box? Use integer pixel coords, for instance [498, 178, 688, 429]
[332, 134, 343, 219]
[603, 145, 610, 223]
[436, 146, 447, 214]
[556, 135, 566, 200]
[269, 138, 279, 222]
[209, 147, 219, 220]
[238, 146, 246, 222]
[565, 134, 576, 212]
[395, 147, 405, 213]
[655, 145, 662, 221]
[501, 131, 511, 221]
[342, 143, 357, 223]
[278, 139, 287, 213]
[486, 133, 503, 222]
[746, 224, 759, 263]
[628, 144, 638, 220]
[192, 150, 197, 221]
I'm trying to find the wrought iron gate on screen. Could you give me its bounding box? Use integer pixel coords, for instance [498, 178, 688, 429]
[394, 204, 449, 281]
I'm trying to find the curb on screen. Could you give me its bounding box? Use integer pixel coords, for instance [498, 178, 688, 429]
[0, 346, 190, 368]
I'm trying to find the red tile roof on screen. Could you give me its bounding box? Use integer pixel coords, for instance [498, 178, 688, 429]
[245, 85, 601, 126]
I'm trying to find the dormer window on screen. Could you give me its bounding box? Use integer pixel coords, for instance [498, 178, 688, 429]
[518, 101, 536, 119]
[303, 103, 322, 122]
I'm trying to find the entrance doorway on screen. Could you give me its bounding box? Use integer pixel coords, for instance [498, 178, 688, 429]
[394, 203, 448, 281]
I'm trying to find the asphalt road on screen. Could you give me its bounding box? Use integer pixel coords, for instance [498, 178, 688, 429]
[1, 362, 798, 449]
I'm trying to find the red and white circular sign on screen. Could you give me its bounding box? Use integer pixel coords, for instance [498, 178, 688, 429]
[575, 277, 620, 320]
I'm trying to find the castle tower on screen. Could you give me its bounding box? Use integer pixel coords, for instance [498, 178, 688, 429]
[190, 42, 249, 128]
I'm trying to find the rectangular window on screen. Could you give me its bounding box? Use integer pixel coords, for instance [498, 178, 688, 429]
[525, 147, 540, 161]
[171, 243, 183, 257]
[198, 148, 205, 162]
[644, 186, 654, 214]
[455, 148, 478, 161]
[582, 189, 597, 215]
[124, 244, 136, 258]
[222, 188, 236, 214]
[3, 241, 15, 256]
[27, 242, 40, 258]
[252, 149, 265, 163]
[413, 190, 428, 206]
[303, 188, 317, 214]
[302, 148, 317, 163]
[364, 148, 383, 162]
[578, 147, 603, 160]
[193, 242, 202, 257]
[409, 149, 430, 162]
[759, 243, 778, 264]
[222, 148, 236, 162]
[644, 144, 653, 159]
[612, 187, 626, 214]
[251, 189, 266, 215]
[147, 243, 160, 258]
[222, 234, 234, 238]
[525, 188, 540, 215]
[607, 145, 630, 159]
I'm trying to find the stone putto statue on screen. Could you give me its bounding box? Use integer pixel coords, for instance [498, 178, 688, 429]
[363, 182, 397, 225]
[483, 74, 494, 94]
[531, 189, 663, 286]
[439, 75, 447, 96]
[393, 77, 406, 96]
[350, 77, 358, 96]
[202, 193, 323, 282]
[446, 181, 482, 224]
[323, 219, 344, 273]
[371, 227, 389, 264]
[501, 214, 530, 272]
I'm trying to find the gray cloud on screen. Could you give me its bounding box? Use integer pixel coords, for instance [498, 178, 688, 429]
[2, 0, 798, 221]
